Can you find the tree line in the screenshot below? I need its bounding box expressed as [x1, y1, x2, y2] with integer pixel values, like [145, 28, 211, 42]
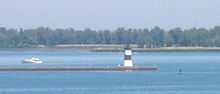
[1, 26, 220, 48]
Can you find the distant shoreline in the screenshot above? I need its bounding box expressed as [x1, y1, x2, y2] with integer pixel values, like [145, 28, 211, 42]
[55, 44, 220, 52]
[89, 47, 220, 52]
[1, 44, 220, 52]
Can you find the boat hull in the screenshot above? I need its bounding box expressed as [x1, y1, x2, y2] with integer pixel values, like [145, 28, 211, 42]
[22, 60, 43, 64]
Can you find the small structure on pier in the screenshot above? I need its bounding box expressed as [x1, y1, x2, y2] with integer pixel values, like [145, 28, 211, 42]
[123, 46, 134, 67]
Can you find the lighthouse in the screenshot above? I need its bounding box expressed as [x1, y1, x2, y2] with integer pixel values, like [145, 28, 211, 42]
[123, 46, 134, 67]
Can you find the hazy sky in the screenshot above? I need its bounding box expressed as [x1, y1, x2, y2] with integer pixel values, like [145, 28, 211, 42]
[0, 0, 220, 29]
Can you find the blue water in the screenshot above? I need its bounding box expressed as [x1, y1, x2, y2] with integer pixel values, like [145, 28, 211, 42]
[0, 49, 220, 94]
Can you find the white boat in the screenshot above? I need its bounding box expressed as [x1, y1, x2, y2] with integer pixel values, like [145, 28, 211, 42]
[22, 57, 43, 64]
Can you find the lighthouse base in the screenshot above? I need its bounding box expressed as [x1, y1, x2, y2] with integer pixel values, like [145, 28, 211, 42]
[123, 60, 134, 67]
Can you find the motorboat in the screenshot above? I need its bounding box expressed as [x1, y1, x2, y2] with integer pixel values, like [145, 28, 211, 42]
[22, 57, 43, 64]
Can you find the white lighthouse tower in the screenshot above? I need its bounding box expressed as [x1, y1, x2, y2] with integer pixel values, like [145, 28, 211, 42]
[123, 46, 134, 67]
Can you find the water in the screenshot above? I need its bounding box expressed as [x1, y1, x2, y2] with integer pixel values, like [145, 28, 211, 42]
[0, 49, 220, 94]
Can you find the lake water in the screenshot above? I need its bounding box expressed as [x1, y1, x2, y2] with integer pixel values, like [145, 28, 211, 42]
[0, 49, 220, 94]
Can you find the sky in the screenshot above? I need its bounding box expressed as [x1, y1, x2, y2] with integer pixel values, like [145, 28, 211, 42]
[0, 0, 220, 29]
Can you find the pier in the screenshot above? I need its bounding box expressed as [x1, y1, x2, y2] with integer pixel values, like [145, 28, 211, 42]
[0, 66, 158, 71]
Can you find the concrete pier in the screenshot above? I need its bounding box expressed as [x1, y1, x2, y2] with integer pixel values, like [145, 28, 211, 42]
[0, 66, 158, 71]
